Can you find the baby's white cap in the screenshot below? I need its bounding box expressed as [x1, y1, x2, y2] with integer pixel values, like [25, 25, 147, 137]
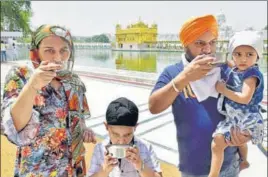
[228, 30, 264, 58]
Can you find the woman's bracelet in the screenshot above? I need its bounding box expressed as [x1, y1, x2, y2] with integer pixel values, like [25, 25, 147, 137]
[29, 83, 41, 94]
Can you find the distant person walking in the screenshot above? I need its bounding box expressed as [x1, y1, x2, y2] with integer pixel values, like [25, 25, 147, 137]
[1, 41, 7, 62]
[12, 42, 18, 60]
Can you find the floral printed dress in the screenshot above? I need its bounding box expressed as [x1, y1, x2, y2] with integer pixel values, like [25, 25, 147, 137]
[214, 64, 264, 144]
[1, 65, 91, 177]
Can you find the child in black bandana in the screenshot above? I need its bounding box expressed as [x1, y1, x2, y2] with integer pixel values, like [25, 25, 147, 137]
[87, 97, 162, 177]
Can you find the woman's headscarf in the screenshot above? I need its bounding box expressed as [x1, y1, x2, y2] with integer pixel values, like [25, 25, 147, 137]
[29, 25, 75, 74]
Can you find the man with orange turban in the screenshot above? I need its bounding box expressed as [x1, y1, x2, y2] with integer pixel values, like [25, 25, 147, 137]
[149, 14, 250, 177]
[179, 14, 218, 47]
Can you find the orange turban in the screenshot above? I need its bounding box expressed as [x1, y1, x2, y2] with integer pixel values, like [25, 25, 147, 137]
[179, 14, 218, 47]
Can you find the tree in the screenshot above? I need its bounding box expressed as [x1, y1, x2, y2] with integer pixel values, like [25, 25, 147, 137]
[1, 1, 32, 36]
[85, 34, 110, 43]
[245, 26, 255, 31]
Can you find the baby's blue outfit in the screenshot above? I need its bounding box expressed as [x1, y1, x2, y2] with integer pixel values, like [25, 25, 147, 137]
[213, 64, 264, 144]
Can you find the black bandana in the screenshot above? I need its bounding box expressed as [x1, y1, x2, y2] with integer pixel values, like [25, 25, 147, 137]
[106, 97, 139, 126]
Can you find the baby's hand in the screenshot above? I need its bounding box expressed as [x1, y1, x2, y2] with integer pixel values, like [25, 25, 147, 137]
[216, 80, 226, 94]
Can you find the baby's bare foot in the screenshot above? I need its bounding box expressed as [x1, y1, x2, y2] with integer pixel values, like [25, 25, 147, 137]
[240, 160, 250, 171]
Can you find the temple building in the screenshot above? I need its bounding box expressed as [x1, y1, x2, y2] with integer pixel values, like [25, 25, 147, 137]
[114, 19, 158, 51]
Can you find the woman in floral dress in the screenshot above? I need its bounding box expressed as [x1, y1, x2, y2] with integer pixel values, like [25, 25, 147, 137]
[1, 25, 96, 177]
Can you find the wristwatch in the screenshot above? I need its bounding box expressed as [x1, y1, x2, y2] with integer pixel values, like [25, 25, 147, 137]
[139, 160, 145, 172]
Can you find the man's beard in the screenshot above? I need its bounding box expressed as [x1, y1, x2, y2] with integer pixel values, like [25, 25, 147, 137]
[184, 48, 196, 62]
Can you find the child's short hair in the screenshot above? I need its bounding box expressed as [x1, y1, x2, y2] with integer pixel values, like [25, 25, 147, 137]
[228, 30, 263, 59]
[106, 97, 139, 126]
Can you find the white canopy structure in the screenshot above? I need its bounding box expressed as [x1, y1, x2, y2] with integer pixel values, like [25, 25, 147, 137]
[1, 31, 23, 40]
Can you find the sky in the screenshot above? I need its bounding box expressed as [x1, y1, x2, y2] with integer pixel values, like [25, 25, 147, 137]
[30, 1, 267, 36]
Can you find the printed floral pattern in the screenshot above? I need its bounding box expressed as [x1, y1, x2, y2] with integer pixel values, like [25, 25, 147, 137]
[1, 65, 91, 177]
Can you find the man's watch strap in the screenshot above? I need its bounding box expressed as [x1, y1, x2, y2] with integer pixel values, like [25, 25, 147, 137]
[139, 160, 145, 172]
